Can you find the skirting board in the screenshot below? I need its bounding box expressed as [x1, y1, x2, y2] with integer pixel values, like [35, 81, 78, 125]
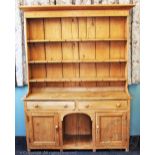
[15, 136, 140, 152]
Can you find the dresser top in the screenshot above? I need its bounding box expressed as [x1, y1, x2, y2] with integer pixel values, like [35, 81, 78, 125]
[20, 4, 135, 12]
[24, 89, 130, 101]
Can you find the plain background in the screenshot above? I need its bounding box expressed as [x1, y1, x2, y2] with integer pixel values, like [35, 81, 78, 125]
[0, 0, 154, 154]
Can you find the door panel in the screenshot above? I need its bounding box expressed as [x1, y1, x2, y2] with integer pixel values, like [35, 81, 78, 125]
[27, 112, 59, 147]
[96, 112, 127, 146]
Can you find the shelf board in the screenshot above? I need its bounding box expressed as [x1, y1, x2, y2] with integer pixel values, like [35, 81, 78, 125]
[27, 38, 127, 43]
[28, 59, 127, 64]
[63, 135, 92, 148]
[29, 77, 126, 83]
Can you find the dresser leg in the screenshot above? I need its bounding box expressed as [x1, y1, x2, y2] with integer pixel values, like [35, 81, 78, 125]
[27, 148, 31, 152]
[93, 149, 96, 152]
[125, 148, 129, 152]
[60, 149, 63, 152]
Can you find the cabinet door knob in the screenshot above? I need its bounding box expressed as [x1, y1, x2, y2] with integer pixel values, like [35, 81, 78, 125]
[96, 125, 99, 135]
[55, 125, 58, 129]
[116, 103, 121, 108]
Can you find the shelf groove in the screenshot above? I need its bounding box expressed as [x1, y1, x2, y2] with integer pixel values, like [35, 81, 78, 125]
[29, 77, 126, 83]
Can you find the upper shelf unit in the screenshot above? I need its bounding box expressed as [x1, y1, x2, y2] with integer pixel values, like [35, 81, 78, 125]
[26, 17, 128, 42]
[21, 4, 134, 89]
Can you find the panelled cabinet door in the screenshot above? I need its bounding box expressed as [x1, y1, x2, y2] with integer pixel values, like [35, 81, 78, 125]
[27, 112, 59, 147]
[96, 112, 127, 147]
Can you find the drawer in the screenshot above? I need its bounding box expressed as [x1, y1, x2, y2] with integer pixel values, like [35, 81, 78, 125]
[77, 101, 128, 110]
[27, 101, 75, 110]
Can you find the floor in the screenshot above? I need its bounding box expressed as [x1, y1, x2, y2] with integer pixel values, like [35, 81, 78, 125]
[15, 136, 140, 155]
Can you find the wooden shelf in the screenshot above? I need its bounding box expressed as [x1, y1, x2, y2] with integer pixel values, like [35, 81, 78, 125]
[28, 59, 127, 64]
[29, 77, 126, 83]
[27, 38, 127, 43]
[63, 135, 92, 148]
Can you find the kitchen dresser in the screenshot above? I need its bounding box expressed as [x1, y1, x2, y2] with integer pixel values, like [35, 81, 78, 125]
[20, 4, 135, 152]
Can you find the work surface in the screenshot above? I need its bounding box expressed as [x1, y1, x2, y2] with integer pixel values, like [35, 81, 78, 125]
[25, 89, 130, 101]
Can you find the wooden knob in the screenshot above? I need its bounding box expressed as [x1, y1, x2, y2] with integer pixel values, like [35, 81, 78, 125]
[85, 105, 89, 108]
[35, 105, 39, 108]
[64, 104, 68, 108]
[116, 103, 121, 108]
[96, 125, 99, 129]
[55, 125, 58, 129]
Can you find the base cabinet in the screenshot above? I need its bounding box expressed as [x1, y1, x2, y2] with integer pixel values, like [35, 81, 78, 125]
[96, 112, 128, 148]
[26, 112, 59, 149]
[25, 101, 129, 151]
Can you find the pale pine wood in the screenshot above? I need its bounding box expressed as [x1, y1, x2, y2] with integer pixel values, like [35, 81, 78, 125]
[45, 43, 63, 87]
[28, 19, 44, 40]
[20, 5, 135, 11]
[21, 4, 134, 151]
[77, 101, 128, 110]
[26, 112, 59, 147]
[96, 17, 109, 39]
[27, 38, 127, 42]
[96, 112, 127, 147]
[44, 18, 61, 40]
[29, 43, 45, 61]
[45, 43, 62, 61]
[110, 17, 126, 39]
[24, 90, 130, 101]
[24, 10, 129, 18]
[27, 101, 75, 110]
[28, 59, 127, 64]
[96, 18, 110, 87]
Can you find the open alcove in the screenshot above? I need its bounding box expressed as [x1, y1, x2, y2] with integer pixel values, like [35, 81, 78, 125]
[62, 113, 92, 147]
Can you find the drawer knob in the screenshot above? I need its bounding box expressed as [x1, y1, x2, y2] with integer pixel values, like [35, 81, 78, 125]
[85, 105, 89, 108]
[96, 125, 99, 129]
[64, 104, 68, 108]
[116, 103, 121, 108]
[35, 105, 39, 108]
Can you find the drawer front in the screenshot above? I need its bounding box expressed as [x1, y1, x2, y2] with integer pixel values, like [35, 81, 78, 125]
[78, 101, 128, 110]
[27, 101, 75, 110]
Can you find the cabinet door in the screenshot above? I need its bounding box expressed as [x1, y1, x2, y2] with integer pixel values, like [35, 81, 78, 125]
[96, 112, 127, 147]
[27, 112, 59, 147]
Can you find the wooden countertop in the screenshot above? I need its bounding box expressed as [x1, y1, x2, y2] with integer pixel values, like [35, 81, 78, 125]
[24, 88, 130, 101]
